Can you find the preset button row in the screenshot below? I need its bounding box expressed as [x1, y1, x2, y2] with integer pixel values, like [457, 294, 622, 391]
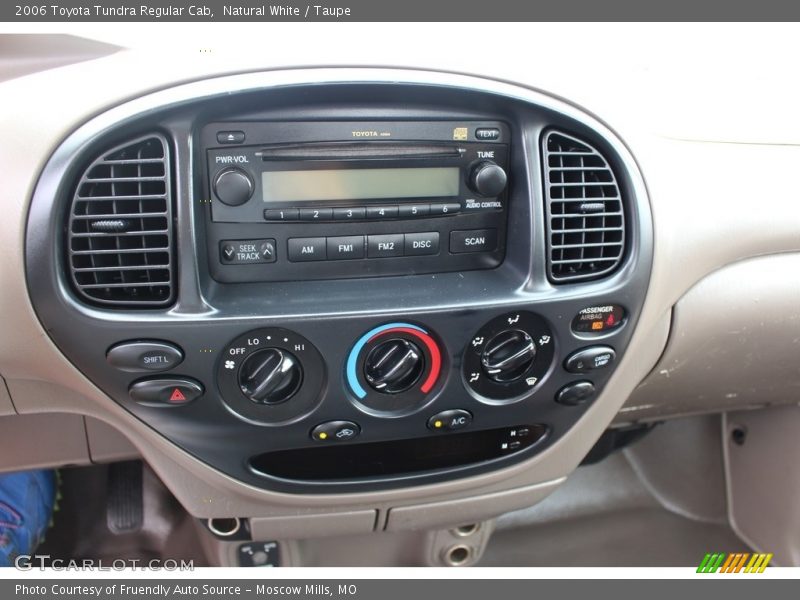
[265, 203, 461, 222]
[288, 232, 440, 262]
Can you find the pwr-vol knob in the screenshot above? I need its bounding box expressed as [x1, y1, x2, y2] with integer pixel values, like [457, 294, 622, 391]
[364, 338, 424, 394]
[238, 348, 302, 405]
[214, 168, 253, 206]
[481, 330, 537, 383]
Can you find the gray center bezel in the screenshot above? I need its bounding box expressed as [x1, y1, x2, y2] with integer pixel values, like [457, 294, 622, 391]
[24, 68, 653, 494]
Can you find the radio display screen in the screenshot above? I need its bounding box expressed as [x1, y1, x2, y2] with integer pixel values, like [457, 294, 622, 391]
[261, 167, 460, 202]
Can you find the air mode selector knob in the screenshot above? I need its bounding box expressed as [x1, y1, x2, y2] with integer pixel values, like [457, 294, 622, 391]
[238, 348, 303, 405]
[363, 338, 425, 394]
[469, 161, 507, 197]
[214, 168, 253, 206]
[481, 330, 537, 383]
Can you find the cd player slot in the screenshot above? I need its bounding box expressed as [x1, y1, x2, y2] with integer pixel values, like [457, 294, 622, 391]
[258, 141, 465, 161]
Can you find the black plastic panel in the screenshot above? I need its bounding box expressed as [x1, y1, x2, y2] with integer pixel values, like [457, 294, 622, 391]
[25, 75, 653, 494]
[249, 424, 547, 482]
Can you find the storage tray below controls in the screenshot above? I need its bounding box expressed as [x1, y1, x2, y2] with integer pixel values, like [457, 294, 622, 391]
[248, 424, 547, 482]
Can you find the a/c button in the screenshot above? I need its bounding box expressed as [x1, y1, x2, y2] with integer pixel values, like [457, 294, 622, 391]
[427, 409, 472, 432]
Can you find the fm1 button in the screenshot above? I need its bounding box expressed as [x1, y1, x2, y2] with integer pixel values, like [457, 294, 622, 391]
[129, 378, 204, 407]
[311, 421, 361, 442]
[107, 341, 184, 373]
[556, 381, 596, 406]
[427, 409, 472, 432]
[564, 346, 616, 373]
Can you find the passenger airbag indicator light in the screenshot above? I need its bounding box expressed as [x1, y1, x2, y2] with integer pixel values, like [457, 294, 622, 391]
[572, 305, 626, 334]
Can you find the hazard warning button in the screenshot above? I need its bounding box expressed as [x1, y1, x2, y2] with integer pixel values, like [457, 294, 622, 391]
[129, 377, 204, 407]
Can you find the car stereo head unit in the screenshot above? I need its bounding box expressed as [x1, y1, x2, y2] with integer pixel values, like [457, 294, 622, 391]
[201, 121, 511, 283]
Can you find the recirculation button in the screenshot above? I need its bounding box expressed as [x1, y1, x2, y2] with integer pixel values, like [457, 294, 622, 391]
[107, 341, 184, 372]
[129, 378, 204, 407]
[311, 421, 361, 442]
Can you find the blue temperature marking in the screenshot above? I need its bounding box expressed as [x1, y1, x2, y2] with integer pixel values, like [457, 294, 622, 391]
[346, 322, 427, 399]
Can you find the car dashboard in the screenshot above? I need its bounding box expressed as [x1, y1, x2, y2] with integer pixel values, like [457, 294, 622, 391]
[2, 27, 800, 566]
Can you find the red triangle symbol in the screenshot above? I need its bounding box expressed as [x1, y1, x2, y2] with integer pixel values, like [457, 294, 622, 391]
[169, 388, 186, 402]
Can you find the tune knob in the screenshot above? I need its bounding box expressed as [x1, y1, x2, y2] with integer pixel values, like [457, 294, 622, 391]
[481, 330, 537, 383]
[363, 338, 425, 394]
[469, 161, 507, 197]
[214, 168, 253, 206]
[238, 348, 302, 405]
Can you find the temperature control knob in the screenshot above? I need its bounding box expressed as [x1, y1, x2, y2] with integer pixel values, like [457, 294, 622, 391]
[363, 338, 425, 394]
[238, 348, 302, 405]
[481, 330, 537, 383]
[469, 161, 507, 197]
[214, 168, 253, 206]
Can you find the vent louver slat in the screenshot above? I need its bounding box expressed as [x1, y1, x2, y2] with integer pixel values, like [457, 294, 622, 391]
[67, 134, 175, 307]
[543, 131, 626, 282]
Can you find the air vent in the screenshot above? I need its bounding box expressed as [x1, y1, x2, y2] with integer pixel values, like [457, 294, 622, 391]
[543, 131, 625, 282]
[67, 134, 174, 307]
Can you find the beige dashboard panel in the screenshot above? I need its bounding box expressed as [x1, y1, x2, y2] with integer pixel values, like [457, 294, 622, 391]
[622, 254, 800, 423]
[85, 417, 140, 463]
[385, 479, 564, 532]
[0, 412, 90, 473]
[250, 510, 378, 540]
[724, 407, 800, 567]
[0, 375, 14, 415]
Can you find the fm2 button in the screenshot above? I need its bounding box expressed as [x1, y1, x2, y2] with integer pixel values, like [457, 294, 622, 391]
[564, 346, 616, 373]
[311, 421, 361, 442]
[427, 409, 472, 432]
[107, 341, 184, 373]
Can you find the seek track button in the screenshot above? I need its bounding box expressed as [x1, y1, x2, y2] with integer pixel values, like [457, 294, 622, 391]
[220, 239, 276, 264]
